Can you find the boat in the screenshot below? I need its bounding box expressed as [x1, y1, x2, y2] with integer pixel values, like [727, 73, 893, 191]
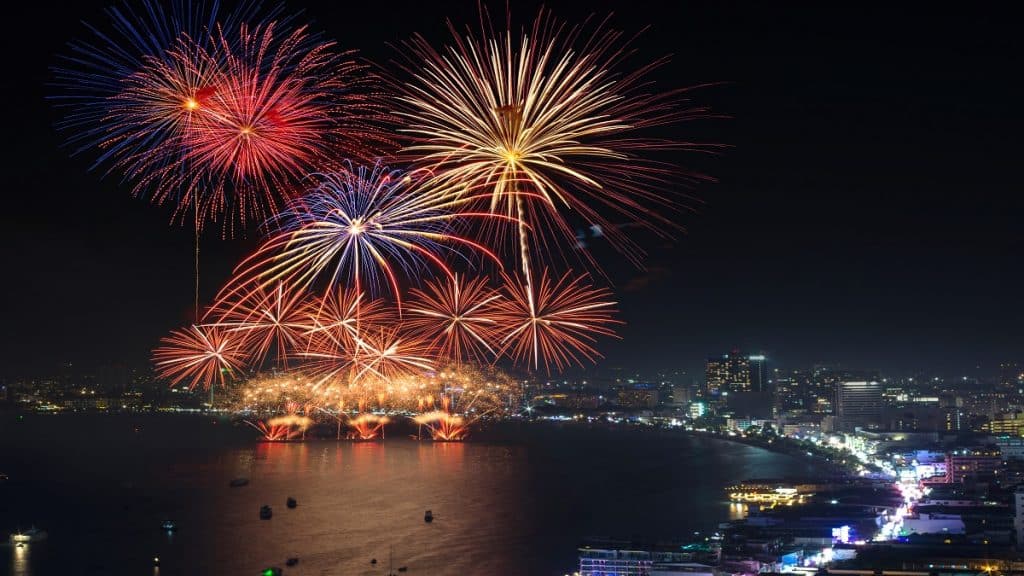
[286, 557, 299, 567]
[286, 497, 297, 509]
[259, 505, 273, 520]
[161, 520, 178, 532]
[0, 472, 9, 481]
[10, 527, 48, 544]
[424, 510, 433, 523]
[229, 478, 249, 487]
[261, 567, 282, 576]
[398, 567, 408, 572]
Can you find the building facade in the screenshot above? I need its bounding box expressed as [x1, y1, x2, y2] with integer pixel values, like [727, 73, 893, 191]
[706, 351, 768, 394]
[835, 381, 883, 432]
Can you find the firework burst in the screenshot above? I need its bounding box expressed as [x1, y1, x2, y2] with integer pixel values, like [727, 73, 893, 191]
[51, 0, 262, 166]
[493, 270, 621, 373]
[347, 413, 389, 440]
[162, 22, 391, 227]
[152, 324, 249, 390]
[395, 10, 717, 270]
[54, 4, 391, 230]
[301, 287, 390, 349]
[406, 274, 503, 364]
[414, 410, 469, 441]
[351, 326, 435, 383]
[219, 162, 504, 303]
[205, 281, 309, 367]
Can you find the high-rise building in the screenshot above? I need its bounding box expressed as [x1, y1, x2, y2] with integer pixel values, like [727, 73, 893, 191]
[748, 355, 769, 393]
[1014, 488, 1024, 549]
[705, 351, 768, 394]
[835, 381, 883, 432]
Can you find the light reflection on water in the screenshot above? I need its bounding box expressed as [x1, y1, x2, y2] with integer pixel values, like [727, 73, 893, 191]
[12, 543, 28, 576]
[1, 415, 829, 575]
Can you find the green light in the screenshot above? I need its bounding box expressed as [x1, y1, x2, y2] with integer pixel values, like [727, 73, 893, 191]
[262, 570, 275, 576]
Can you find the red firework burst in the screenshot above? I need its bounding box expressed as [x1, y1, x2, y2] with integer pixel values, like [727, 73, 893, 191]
[493, 270, 621, 373]
[205, 281, 309, 367]
[147, 21, 392, 228]
[152, 324, 249, 390]
[351, 326, 435, 383]
[405, 274, 503, 364]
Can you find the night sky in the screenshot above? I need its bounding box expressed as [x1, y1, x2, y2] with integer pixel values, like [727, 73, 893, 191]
[2, 1, 1020, 379]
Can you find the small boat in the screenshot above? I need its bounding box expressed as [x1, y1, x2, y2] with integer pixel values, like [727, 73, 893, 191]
[371, 558, 377, 565]
[0, 472, 9, 481]
[229, 478, 249, 487]
[398, 567, 408, 572]
[10, 527, 48, 544]
[153, 557, 161, 567]
[259, 505, 273, 520]
[424, 510, 433, 523]
[286, 557, 299, 567]
[161, 520, 178, 532]
[286, 497, 297, 509]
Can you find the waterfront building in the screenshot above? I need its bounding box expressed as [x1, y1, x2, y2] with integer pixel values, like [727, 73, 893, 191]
[835, 381, 883, 432]
[579, 543, 718, 576]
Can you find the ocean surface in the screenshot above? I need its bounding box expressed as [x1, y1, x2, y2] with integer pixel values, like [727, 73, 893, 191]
[0, 414, 829, 575]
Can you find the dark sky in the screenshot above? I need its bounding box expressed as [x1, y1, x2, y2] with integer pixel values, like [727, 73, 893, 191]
[2, 1, 1020, 379]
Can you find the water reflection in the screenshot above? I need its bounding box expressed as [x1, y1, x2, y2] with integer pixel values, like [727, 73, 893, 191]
[12, 543, 29, 576]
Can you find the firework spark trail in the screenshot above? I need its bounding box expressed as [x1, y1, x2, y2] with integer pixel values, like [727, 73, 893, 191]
[413, 410, 469, 441]
[350, 326, 435, 383]
[204, 281, 309, 368]
[152, 324, 249, 390]
[493, 270, 622, 373]
[395, 11, 718, 262]
[51, 0, 269, 168]
[216, 162, 509, 305]
[150, 22, 391, 229]
[54, 3, 393, 231]
[347, 413, 389, 440]
[301, 287, 391, 348]
[405, 274, 503, 364]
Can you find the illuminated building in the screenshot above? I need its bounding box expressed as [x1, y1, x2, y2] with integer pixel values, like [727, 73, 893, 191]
[996, 436, 1024, 460]
[1015, 488, 1024, 549]
[705, 351, 768, 394]
[942, 407, 964, 432]
[944, 448, 1001, 483]
[986, 412, 1024, 436]
[579, 544, 717, 576]
[835, 381, 883, 432]
[901, 512, 966, 535]
[618, 385, 659, 409]
[748, 355, 768, 393]
[688, 402, 707, 419]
